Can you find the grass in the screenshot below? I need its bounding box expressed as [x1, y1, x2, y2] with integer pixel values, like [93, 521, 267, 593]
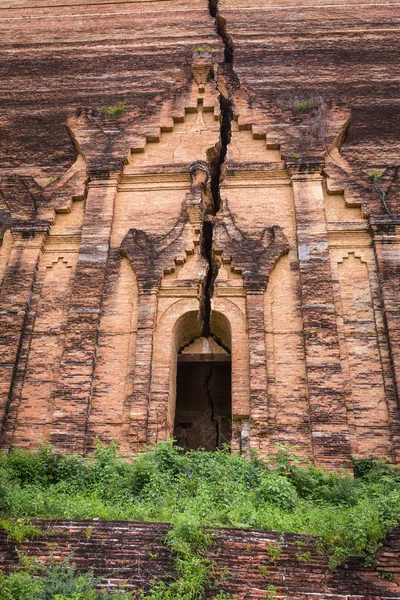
[0, 441, 399, 598]
[100, 102, 126, 117]
[296, 101, 313, 112]
[193, 45, 214, 53]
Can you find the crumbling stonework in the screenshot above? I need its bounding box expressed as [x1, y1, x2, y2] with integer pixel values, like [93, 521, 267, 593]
[0, 0, 399, 470]
[0, 520, 399, 598]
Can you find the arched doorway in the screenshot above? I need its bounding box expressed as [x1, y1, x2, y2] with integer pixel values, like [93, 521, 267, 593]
[148, 304, 249, 452]
[174, 336, 232, 450]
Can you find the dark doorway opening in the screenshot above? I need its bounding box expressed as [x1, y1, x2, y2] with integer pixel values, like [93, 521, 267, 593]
[173, 353, 232, 450]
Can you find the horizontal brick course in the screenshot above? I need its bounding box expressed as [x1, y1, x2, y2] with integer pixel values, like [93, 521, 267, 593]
[0, 521, 399, 598]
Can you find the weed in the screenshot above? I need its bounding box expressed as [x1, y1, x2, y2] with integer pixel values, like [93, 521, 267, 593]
[0, 518, 41, 542]
[85, 525, 93, 540]
[193, 45, 214, 53]
[380, 571, 394, 581]
[0, 440, 399, 578]
[259, 565, 269, 577]
[266, 542, 282, 564]
[297, 101, 313, 112]
[140, 516, 213, 600]
[266, 584, 277, 600]
[296, 551, 311, 562]
[315, 539, 326, 555]
[363, 168, 394, 215]
[365, 169, 383, 181]
[0, 555, 133, 599]
[100, 101, 126, 117]
[215, 565, 230, 583]
[295, 540, 305, 548]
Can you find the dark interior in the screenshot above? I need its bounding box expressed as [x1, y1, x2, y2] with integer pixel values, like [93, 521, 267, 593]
[173, 355, 232, 450]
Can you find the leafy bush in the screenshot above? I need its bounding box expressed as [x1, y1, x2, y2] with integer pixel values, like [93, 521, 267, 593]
[0, 556, 133, 599]
[0, 518, 41, 542]
[142, 516, 212, 600]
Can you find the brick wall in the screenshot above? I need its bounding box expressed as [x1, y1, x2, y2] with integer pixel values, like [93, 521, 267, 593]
[1, 521, 399, 598]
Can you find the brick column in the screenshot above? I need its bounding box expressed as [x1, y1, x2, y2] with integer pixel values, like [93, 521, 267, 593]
[50, 174, 119, 452]
[246, 291, 269, 454]
[291, 167, 352, 469]
[370, 216, 400, 457]
[0, 226, 48, 441]
[129, 290, 158, 449]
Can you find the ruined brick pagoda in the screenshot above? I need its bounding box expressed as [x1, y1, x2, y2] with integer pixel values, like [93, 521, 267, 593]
[0, 0, 400, 596]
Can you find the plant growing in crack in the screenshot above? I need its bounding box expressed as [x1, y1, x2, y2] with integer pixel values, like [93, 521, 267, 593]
[0, 518, 41, 542]
[193, 45, 214, 53]
[259, 565, 270, 577]
[365, 168, 395, 215]
[380, 571, 394, 581]
[140, 517, 214, 600]
[100, 101, 126, 117]
[296, 551, 311, 562]
[276, 92, 331, 149]
[266, 541, 282, 564]
[296, 101, 313, 112]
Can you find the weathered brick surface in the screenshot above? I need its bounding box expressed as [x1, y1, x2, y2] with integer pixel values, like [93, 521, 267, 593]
[218, 0, 400, 169]
[0, 521, 399, 598]
[0, 0, 399, 466]
[1, 2, 399, 596]
[0, 0, 224, 172]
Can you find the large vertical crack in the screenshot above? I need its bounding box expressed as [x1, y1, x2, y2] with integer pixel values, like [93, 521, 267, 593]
[200, 0, 239, 337]
[204, 363, 220, 448]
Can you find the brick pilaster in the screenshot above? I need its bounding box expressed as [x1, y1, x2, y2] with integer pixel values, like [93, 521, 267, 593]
[50, 175, 119, 452]
[129, 291, 158, 449]
[247, 291, 269, 454]
[370, 216, 400, 460]
[291, 168, 352, 468]
[0, 227, 48, 441]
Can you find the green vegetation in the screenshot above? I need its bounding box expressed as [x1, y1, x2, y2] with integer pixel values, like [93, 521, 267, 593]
[0, 442, 399, 598]
[0, 518, 41, 543]
[365, 168, 383, 182]
[265, 541, 282, 564]
[141, 517, 213, 599]
[0, 555, 133, 599]
[296, 101, 313, 112]
[380, 571, 394, 581]
[193, 45, 214, 53]
[258, 565, 269, 577]
[295, 551, 311, 562]
[100, 101, 126, 117]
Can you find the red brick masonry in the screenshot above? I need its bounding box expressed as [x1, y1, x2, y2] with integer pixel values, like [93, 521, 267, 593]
[0, 520, 399, 598]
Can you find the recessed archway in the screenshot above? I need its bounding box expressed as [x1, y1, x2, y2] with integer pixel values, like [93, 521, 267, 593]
[148, 301, 249, 452]
[174, 335, 232, 450]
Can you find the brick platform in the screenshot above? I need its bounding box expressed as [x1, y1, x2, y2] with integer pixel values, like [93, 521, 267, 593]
[1, 521, 399, 598]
